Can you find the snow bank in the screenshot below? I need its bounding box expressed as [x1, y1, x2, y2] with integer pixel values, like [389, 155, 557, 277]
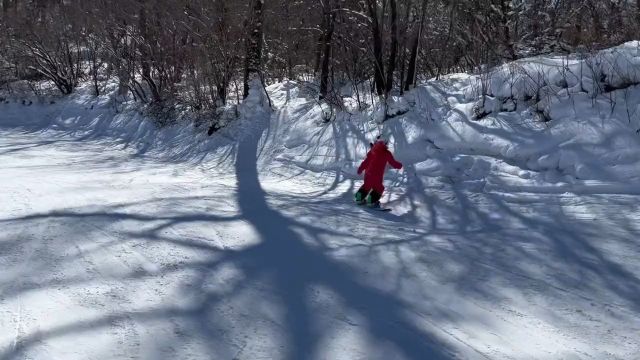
[0, 81, 274, 170]
[2, 43, 640, 195]
[269, 42, 640, 194]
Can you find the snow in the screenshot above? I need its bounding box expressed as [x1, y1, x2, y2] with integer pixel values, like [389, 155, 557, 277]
[2, 45, 640, 359]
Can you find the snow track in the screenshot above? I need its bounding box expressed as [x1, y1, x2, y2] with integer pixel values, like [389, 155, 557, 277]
[2, 65, 640, 358]
[0, 122, 639, 359]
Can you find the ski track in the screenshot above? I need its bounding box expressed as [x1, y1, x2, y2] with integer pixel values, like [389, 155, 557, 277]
[2, 167, 37, 358]
[1, 123, 640, 359]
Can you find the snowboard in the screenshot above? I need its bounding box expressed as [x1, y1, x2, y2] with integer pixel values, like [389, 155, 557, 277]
[368, 207, 392, 212]
[356, 201, 392, 212]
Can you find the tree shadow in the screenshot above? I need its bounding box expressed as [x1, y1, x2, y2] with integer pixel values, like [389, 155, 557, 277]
[0, 119, 456, 360]
[228, 117, 455, 359]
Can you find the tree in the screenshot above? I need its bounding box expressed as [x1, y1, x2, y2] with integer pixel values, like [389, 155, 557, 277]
[364, 0, 386, 96]
[385, 0, 398, 94]
[319, 0, 337, 100]
[244, 0, 264, 98]
[405, 0, 428, 91]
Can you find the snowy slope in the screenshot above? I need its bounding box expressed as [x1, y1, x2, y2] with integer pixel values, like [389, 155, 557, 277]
[273, 43, 640, 201]
[1, 46, 640, 359]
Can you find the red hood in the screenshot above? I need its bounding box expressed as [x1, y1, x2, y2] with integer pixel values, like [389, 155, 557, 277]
[371, 141, 387, 154]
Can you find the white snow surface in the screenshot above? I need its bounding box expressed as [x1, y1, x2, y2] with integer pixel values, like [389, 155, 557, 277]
[1, 44, 640, 359]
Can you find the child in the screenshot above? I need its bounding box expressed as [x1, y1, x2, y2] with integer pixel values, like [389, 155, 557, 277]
[355, 139, 403, 207]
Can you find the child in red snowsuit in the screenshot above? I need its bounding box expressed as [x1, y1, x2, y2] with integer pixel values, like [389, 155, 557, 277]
[355, 140, 403, 207]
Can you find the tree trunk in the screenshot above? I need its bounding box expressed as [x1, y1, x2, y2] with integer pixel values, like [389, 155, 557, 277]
[399, 0, 413, 94]
[218, 80, 227, 104]
[138, 2, 161, 103]
[385, 0, 398, 94]
[91, 51, 100, 96]
[530, 0, 540, 39]
[319, 1, 336, 100]
[243, 0, 264, 99]
[314, 16, 326, 76]
[500, 0, 515, 60]
[574, 9, 583, 45]
[587, 0, 602, 43]
[405, 0, 428, 91]
[366, 0, 386, 96]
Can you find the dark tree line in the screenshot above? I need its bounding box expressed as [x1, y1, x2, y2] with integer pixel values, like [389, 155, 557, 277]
[1, 0, 640, 110]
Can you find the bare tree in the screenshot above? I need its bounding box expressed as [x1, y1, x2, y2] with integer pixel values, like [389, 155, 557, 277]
[1, 0, 637, 115]
[405, 0, 428, 91]
[385, 0, 399, 94]
[365, 0, 386, 96]
[244, 0, 264, 98]
[319, 0, 337, 100]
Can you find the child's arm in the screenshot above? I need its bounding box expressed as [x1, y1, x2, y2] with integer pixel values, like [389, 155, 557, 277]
[387, 152, 403, 170]
[357, 153, 371, 175]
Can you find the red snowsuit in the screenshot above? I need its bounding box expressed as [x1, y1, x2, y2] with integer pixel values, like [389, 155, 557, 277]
[357, 141, 403, 195]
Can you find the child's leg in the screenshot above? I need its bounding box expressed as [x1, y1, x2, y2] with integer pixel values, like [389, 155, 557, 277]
[367, 185, 385, 206]
[354, 185, 370, 203]
[367, 190, 383, 205]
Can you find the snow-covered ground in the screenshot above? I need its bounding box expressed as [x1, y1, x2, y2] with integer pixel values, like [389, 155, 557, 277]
[2, 45, 640, 359]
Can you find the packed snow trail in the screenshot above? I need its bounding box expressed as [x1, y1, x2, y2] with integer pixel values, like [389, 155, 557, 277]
[3, 48, 640, 358]
[1, 114, 640, 359]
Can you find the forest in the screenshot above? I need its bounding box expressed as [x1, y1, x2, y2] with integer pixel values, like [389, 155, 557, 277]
[1, 0, 639, 112]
